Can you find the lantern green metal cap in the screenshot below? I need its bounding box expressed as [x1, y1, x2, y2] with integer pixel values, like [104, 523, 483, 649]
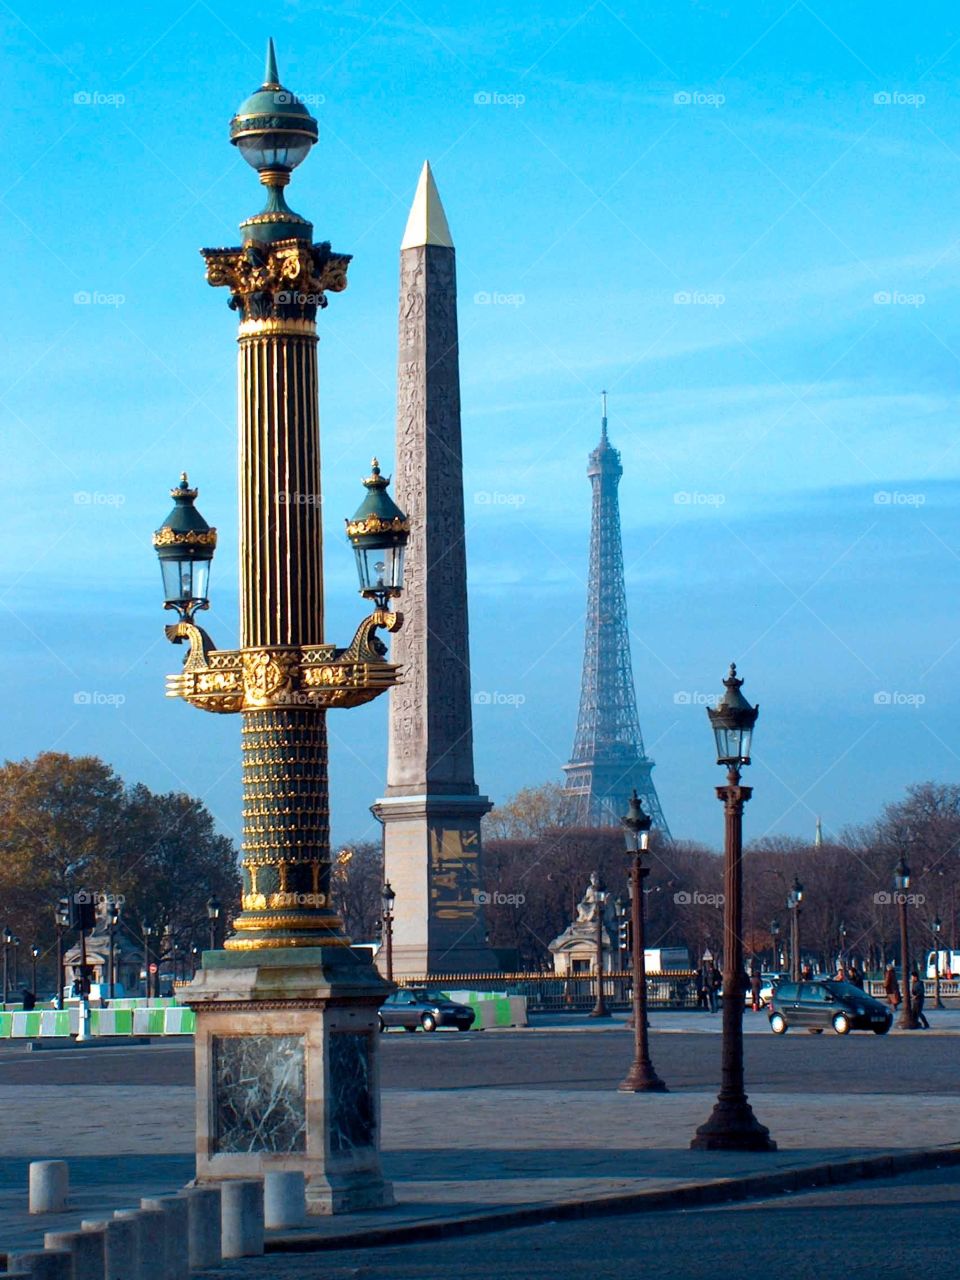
[230, 38, 319, 153]
[345, 459, 410, 547]
[153, 473, 217, 561]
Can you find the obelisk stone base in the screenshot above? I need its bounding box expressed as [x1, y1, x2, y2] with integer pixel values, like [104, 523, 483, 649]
[184, 947, 393, 1215]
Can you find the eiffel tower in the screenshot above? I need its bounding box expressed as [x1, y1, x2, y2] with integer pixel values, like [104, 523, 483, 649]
[561, 393, 670, 836]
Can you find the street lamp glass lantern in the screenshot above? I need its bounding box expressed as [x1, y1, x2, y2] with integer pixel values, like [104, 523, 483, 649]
[153, 474, 217, 619]
[706, 663, 759, 765]
[381, 881, 396, 918]
[345, 460, 410, 607]
[229, 40, 318, 175]
[621, 789, 652, 852]
[207, 896, 221, 922]
[894, 856, 911, 892]
[933, 916, 942, 934]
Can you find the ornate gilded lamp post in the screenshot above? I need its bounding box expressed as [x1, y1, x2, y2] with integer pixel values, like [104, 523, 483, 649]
[619, 790, 666, 1092]
[157, 41, 408, 1213]
[894, 856, 918, 1030]
[691, 664, 775, 1152]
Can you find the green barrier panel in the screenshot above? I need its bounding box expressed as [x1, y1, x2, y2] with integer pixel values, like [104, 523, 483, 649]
[114, 1009, 134, 1035]
[0, 1013, 12, 1038]
[494, 998, 513, 1026]
[163, 1008, 195, 1034]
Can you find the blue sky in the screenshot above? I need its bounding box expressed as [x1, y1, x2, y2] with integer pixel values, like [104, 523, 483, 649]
[2, 1, 960, 853]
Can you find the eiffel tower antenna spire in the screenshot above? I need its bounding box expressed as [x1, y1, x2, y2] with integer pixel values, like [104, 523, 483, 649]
[561, 401, 670, 836]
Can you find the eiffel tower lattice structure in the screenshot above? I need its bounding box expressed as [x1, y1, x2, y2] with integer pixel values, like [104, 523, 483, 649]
[561, 394, 671, 836]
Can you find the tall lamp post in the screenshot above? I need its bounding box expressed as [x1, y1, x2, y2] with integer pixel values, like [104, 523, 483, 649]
[614, 895, 628, 997]
[691, 664, 775, 1152]
[787, 877, 804, 982]
[206, 897, 221, 952]
[588, 873, 610, 1019]
[381, 882, 396, 984]
[931, 916, 944, 1010]
[619, 790, 666, 1092]
[895, 857, 918, 1030]
[54, 900, 69, 1010]
[143, 925, 153, 1000]
[11, 937, 19, 992]
[2, 928, 11, 1004]
[108, 902, 121, 999]
[838, 921, 847, 970]
[770, 918, 781, 971]
[155, 42, 410, 1210]
[30, 945, 40, 996]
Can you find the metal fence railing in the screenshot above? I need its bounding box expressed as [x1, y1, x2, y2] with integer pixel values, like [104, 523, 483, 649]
[393, 971, 701, 1012]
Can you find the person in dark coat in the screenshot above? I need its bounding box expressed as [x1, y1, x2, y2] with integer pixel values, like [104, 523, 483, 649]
[911, 970, 929, 1029]
[750, 967, 763, 1012]
[846, 964, 864, 989]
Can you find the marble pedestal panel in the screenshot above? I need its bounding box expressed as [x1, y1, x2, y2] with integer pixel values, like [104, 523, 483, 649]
[185, 946, 393, 1215]
[374, 794, 499, 976]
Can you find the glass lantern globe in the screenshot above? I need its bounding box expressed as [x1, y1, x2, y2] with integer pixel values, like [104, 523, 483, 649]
[346, 459, 410, 607]
[153, 475, 217, 620]
[706, 663, 759, 765]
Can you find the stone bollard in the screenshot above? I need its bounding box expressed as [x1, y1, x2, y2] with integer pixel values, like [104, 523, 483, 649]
[264, 1170, 306, 1229]
[82, 1216, 139, 1280]
[7, 1252, 71, 1280]
[43, 1228, 105, 1280]
[29, 1161, 69, 1214]
[220, 1179, 264, 1258]
[115, 1207, 163, 1280]
[179, 1186, 221, 1270]
[140, 1195, 189, 1280]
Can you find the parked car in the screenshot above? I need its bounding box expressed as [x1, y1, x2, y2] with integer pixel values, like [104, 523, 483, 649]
[378, 988, 475, 1033]
[744, 973, 787, 1009]
[767, 979, 892, 1036]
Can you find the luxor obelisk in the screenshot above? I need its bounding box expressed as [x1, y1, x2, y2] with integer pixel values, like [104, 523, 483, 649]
[373, 162, 496, 975]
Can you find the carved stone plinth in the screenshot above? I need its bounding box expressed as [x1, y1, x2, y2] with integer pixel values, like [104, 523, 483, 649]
[185, 947, 393, 1214]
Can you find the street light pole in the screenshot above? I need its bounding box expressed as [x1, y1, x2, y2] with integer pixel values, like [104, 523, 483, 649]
[143, 926, 153, 1000]
[770, 919, 781, 971]
[895, 857, 918, 1030]
[54, 900, 69, 1010]
[2, 928, 11, 1004]
[787, 877, 804, 982]
[30, 945, 39, 995]
[108, 903, 120, 1000]
[619, 791, 666, 1092]
[589, 874, 610, 1019]
[932, 916, 944, 1010]
[12, 938, 20, 991]
[692, 664, 775, 1152]
[206, 897, 221, 953]
[381, 882, 396, 984]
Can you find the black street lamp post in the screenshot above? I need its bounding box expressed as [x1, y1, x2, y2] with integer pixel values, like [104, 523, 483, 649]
[30, 945, 40, 995]
[11, 937, 19, 992]
[691, 664, 775, 1152]
[381, 882, 396, 984]
[108, 902, 121, 999]
[589, 873, 610, 1019]
[54, 900, 69, 1010]
[787, 877, 804, 982]
[144, 925, 153, 1000]
[770, 919, 781, 971]
[619, 790, 666, 1092]
[932, 916, 944, 1010]
[206, 897, 221, 953]
[2, 928, 11, 1004]
[895, 858, 918, 1030]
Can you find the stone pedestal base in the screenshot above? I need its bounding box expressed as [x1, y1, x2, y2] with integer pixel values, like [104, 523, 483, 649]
[184, 946, 393, 1215]
[374, 794, 500, 977]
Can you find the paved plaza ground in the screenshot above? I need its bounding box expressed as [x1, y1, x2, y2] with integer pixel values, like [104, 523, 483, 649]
[0, 1014, 957, 1271]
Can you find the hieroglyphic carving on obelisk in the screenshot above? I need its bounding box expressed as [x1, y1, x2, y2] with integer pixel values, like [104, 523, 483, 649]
[373, 162, 496, 976]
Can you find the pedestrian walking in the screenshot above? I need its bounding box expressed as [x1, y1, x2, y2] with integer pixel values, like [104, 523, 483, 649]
[709, 963, 721, 1013]
[884, 962, 901, 1010]
[750, 967, 762, 1012]
[847, 964, 864, 990]
[800, 962, 813, 981]
[911, 970, 929, 1029]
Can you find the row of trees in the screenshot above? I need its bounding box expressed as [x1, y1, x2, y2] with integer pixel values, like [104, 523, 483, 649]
[470, 781, 960, 974]
[0, 753, 240, 988]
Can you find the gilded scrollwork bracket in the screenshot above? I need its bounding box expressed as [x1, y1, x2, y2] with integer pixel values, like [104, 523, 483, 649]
[163, 610, 403, 713]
